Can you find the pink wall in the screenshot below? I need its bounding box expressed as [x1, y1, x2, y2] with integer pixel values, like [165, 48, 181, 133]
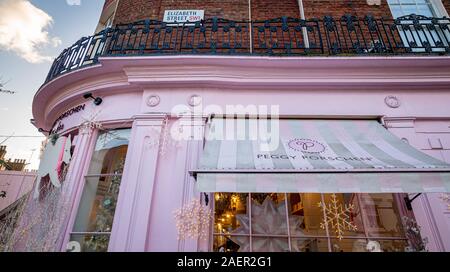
[0, 171, 36, 212]
[31, 55, 450, 252]
[386, 118, 450, 251]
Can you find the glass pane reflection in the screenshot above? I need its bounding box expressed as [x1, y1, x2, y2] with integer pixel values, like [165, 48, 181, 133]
[251, 193, 287, 235]
[88, 129, 131, 175]
[214, 193, 248, 235]
[69, 234, 110, 252]
[252, 237, 289, 252]
[72, 176, 121, 233]
[360, 194, 405, 238]
[291, 238, 329, 252]
[213, 235, 249, 252]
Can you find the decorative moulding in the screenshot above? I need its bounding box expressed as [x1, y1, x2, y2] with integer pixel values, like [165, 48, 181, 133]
[384, 95, 401, 109]
[188, 94, 202, 107]
[382, 117, 416, 129]
[146, 95, 161, 107]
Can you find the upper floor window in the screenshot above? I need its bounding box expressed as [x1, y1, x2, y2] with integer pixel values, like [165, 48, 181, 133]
[388, 0, 436, 18]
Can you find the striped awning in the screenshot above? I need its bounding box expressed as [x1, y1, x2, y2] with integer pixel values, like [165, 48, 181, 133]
[194, 118, 450, 193]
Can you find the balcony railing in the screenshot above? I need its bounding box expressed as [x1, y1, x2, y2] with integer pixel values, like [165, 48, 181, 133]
[44, 14, 450, 85]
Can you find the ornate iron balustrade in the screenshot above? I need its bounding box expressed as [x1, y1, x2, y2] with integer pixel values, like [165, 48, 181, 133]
[43, 14, 450, 85]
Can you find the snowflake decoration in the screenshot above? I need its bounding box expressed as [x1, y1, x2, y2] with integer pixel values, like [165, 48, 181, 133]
[79, 109, 103, 134]
[440, 194, 450, 210]
[318, 194, 357, 240]
[173, 199, 212, 240]
[146, 117, 182, 156]
[230, 196, 304, 252]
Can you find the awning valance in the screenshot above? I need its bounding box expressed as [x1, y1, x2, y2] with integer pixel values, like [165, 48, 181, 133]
[193, 119, 450, 193]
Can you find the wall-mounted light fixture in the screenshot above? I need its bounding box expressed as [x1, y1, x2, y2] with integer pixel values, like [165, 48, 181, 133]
[83, 93, 103, 106]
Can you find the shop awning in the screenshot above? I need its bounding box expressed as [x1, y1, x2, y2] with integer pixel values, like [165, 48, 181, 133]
[193, 119, 450, 193]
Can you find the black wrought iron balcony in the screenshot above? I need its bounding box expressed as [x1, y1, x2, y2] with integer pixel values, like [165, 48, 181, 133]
[44, 14, 450, 85]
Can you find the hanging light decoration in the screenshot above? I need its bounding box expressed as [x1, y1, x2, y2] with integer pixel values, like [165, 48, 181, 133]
[173, 198, 212, 240]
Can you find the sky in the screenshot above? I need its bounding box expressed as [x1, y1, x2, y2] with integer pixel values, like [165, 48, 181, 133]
[0, 0, 104, 170]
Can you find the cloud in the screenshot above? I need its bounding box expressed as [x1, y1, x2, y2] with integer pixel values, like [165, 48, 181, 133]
[66, 0, 81, 6]
[0, 0, 62, 63]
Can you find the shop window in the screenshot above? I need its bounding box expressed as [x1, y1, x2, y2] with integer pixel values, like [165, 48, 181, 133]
[213, 193, 412, 252]
[69, 128, 131, 252]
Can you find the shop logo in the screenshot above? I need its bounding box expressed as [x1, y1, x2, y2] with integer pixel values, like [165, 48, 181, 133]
[288, 138, 326, 154]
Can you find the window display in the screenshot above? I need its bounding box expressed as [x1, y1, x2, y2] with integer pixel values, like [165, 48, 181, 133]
[213, 193, 414, 252]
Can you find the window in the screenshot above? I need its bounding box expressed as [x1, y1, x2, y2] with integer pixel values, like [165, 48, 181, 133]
[213, 193, 412, 252]
[69, 128, 131, 252]
[387, 0, 436, 18]
[387, 0, 449, 52]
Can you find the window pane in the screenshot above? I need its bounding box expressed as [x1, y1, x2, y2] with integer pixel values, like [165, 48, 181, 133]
[321, 194, 366, 238]
[390, 6, 404, 18]
[213, 235, 249, 252]
[88, 128, 131, 175]
[417, 4, 434, 16]
[253, 237, 289, 252]
[289, 193, 328, 236]
[214, 193, 248, 235]
[251, 193, 287, 235]
[72, 175, 122, 233]
[69, 234, 110, 252]
[402, 5, 419, 15]
[359, 194, 405, 238]
[291, 238, 329, 252]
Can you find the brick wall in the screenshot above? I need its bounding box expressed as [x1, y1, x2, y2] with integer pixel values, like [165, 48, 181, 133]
[113, 0, 159, 24]
[111, 0, 449, 24]
[113, 0, 300, 24]
[103, 0, 117, 10]
[302, 0, 392, 19]
[113, 0, 250, 24]
[444, 0, 450, 15]
[251, 0, 300, 20]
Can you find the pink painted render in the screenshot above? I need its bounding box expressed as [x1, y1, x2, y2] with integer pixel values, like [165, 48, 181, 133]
[0, 171, 36, 212]
[31, 55, 450, 251]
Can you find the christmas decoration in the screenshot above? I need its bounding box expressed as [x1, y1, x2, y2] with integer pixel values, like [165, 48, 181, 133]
[79, 110, 103, 135]
[0, 163, 72, 252]
[440, 194, 450, 210]
[146, 117, 182, 156]
[33, 135, 72, 199]
[366, 240, 383, 252]
[173, 198, 212, 240]
[230, 196, 304, 252]
[49, 133, 59, 145]
[318, 194, 357, 240]
[402, 216, 428, 252]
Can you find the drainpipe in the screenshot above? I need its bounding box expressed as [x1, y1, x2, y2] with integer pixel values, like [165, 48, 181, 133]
[248, 0, 253, 53]
[298, 0, 310, 48]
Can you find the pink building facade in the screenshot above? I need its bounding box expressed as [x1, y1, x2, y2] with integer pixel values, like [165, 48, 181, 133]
[30, 1, 450, 252]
